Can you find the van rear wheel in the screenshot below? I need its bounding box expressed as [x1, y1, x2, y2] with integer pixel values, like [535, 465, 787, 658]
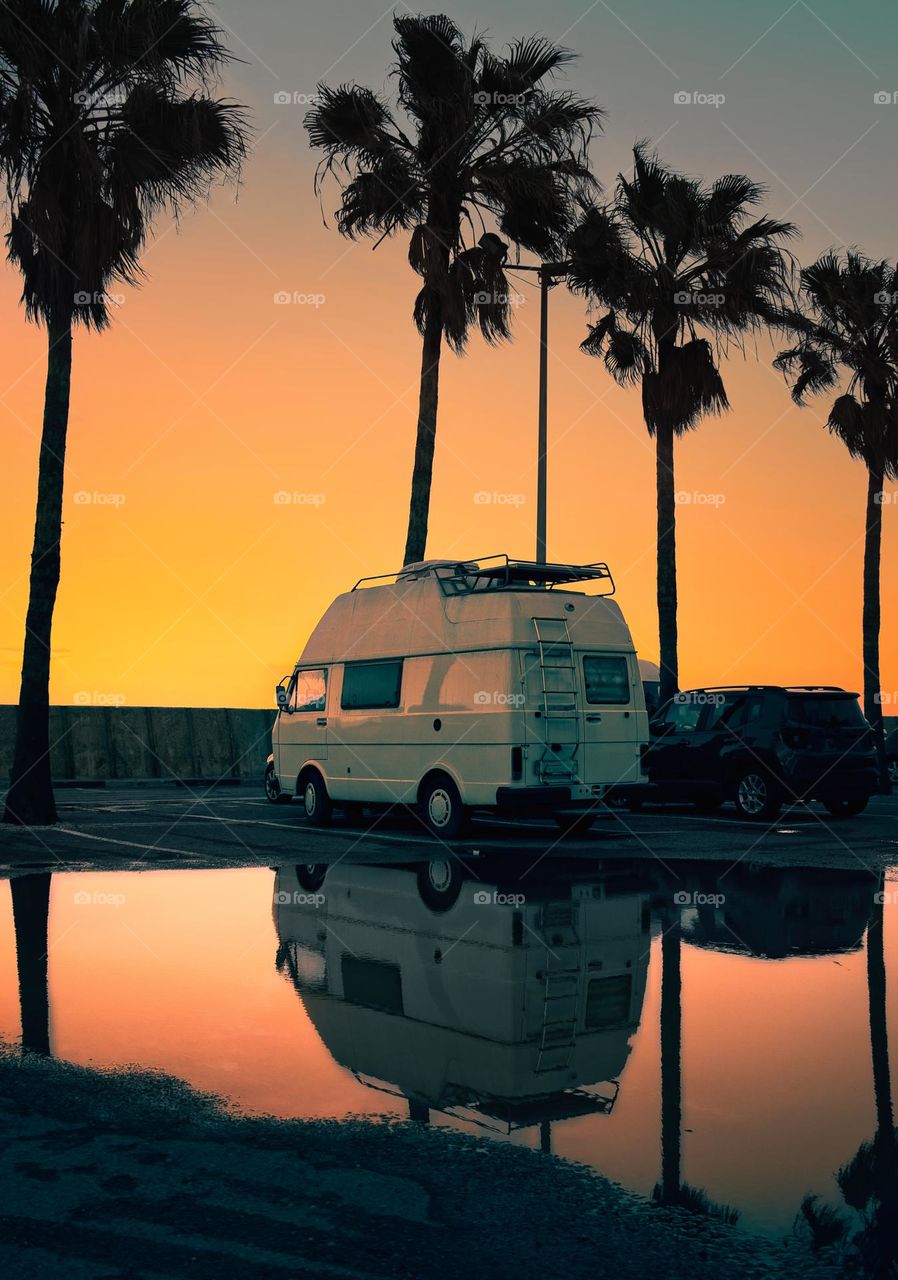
[301, 771, 332, 827]
[419, 775, 467, 839]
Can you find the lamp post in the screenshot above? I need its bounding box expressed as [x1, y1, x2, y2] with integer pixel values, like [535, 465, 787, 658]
[515, 260, 570, 562]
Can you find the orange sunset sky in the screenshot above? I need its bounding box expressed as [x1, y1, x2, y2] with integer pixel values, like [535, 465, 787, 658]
[0, 0, 896, 710]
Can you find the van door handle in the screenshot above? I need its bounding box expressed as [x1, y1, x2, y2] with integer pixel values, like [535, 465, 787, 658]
[586, 713, 602, 722]
[316, 717, 327, 726]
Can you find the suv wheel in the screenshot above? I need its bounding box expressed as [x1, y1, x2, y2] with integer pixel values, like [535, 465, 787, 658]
[734, 771, 781, 821]
[823, 794, 870, 818]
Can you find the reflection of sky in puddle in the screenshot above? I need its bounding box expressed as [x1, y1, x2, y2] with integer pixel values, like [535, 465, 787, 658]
[0, 860, 893, 1239]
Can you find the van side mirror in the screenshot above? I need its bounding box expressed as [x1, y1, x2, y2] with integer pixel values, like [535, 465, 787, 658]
[276, 680, 291, 712]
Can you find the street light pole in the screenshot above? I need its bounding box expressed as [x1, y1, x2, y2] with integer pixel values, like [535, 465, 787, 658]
[536, 266, 549, 563]
[515, 260, 569, 563]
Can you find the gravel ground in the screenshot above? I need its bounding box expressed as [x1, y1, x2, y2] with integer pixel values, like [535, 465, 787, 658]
[0, 1046, 843, 1280]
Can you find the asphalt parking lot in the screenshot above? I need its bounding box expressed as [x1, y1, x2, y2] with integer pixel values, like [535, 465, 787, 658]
[0, 783, 895, 876]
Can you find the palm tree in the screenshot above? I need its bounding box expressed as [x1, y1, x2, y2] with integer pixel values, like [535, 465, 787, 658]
[305, 13, 600, 565]
[568, 146, 795, 703]
[774, 253, 898, 790]
[0, 0, 248, 825]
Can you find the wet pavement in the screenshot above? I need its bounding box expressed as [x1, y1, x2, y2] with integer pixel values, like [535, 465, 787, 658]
[1, 786, 897, 1274]
[0, 784, 896, 874]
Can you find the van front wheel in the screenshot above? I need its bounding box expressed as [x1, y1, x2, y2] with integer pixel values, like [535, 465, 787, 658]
[301, 771, 332, 827]
[419, 775, 467, 839]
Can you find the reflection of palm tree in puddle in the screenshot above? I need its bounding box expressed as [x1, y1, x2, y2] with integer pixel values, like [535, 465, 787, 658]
[654, 911, 739, 1222]
[799, 873, 898, 1273]
[11, 873, 52, 1056]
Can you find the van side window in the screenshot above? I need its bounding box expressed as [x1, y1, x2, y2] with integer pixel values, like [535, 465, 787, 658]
[341, 660, 403, 710]
[291, 668, 327, 713]
[583, 655, 630, 705]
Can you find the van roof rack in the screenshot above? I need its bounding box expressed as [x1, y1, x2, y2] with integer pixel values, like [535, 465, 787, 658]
[353, 555, 615, 595]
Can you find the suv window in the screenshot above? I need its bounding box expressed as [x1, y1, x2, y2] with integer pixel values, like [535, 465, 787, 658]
[703, 694, 748, 731]
[584, 655, 630, 705]
[786, 695, 865, 728]
[341, 660, 403, 710]
[661, 699, 704, 732]
[291, 667, 327, 713]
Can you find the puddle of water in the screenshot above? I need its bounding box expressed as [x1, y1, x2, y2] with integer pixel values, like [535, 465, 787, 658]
[0, 856, 893, 1240]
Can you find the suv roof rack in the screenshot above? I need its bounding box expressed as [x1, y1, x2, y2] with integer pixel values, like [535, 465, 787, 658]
[353, 554, 615, 595]
[682, 684, 849, 694]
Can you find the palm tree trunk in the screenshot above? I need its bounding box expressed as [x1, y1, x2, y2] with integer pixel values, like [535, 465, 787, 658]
[863, 463, 888, 791]
[656, 420, 679, 704]
[403, 298, 443, 566]
[4, 320, 73, 826]
[11, 872, 52, 1056]
[660, 914, 682, 1204]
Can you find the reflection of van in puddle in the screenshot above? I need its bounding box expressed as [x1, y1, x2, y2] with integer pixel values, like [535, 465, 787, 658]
[274, 861, 650, 1141]
[272, 557, 649, 836]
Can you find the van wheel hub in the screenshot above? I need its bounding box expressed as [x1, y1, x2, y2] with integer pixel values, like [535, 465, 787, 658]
[428, 789, 452, 828]
[304, 782, 317, 816]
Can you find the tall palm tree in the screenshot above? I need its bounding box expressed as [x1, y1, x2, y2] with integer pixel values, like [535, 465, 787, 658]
[305, 13, 600, 565]
[568, 146, 795, 703]
[0, 0, 248, 825]
[774, 253, 898, 790]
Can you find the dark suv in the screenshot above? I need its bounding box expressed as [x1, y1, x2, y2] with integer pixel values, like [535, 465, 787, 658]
[642, 686, 878, 820]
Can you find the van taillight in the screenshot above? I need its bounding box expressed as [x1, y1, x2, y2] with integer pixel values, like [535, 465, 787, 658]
[511, 747, 523, 780]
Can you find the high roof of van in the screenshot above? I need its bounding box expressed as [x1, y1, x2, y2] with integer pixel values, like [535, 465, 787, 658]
[298, 559, 636, 665]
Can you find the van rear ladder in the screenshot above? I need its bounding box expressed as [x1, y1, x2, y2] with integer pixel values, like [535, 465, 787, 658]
[531, 616, 580, 783]
[535, 900, 581, 1074]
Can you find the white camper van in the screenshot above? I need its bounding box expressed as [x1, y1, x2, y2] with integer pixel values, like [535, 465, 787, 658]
[271, 556, 649, 836]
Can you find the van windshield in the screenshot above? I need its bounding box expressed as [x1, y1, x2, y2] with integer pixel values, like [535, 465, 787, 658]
[785, 696, 865, 728]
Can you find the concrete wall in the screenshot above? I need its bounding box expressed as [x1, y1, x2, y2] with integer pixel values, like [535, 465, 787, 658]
[0, 707, 276, 783]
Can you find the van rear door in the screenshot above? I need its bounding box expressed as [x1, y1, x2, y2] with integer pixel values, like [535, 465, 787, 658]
[580, 654, 642, 786]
